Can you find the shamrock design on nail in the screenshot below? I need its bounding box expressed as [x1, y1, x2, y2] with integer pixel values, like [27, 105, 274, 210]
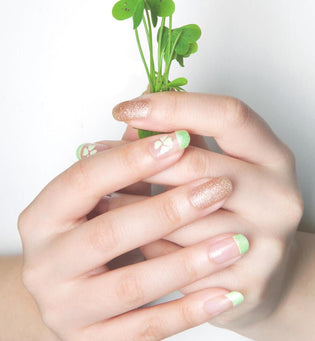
[82, 144, 97, 158]
[154, 135, 173, 155]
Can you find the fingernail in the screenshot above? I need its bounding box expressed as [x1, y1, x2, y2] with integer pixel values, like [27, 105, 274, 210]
[150, 130, 190, 158]
[190, 177, 233, 209]
[112, 98, 150, 121]
[76, 143, 110, 160]
[209, 234, 249, 264]
[204, 291, 244, 317]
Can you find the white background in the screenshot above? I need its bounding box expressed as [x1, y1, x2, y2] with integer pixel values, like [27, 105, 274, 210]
[1, 0, 314, 339]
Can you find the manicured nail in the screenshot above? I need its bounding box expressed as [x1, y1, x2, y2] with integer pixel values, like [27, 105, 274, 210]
[204, 291, 244, 317]
[112, 98, 150, 121]
[76, 143, 110, 160]
[190, 177, 233, 209]
[150, 130, 190, 158]
[209, 234, 249, 264]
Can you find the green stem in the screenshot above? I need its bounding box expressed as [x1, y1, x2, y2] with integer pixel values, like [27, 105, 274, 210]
[157, 17, 166, 92]
[163, 15, 173, 89]
[168, 15, 172, 60]
[164, 24, 181, 88]
[135, 28, 153, 91]
[144, 7, 155, 92]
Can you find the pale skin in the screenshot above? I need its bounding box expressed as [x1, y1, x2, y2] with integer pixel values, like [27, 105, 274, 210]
[1, 92, 314, 340]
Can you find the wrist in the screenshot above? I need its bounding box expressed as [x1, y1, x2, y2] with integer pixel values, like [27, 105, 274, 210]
[0, 256, 59, 341]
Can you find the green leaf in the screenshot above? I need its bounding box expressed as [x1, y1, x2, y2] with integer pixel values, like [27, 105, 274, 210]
[175, 54, 184, 67]
[112, 0, 139, 20]
[147, 0, 175, 19]
[133, 0, 144, 28]
[172, 24, 201, 56]
[157, 25, 169, 51]
[188, 42, 198, 54]
[138, 129, 161, 139]
[168, 77, 188, 88]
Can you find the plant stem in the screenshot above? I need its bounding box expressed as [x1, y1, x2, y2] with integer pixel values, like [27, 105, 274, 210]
[163, 15, 173, 89]
[144, 7, 155, 92]
[135, 28, 153, 91]
[164, 18, 180, 87]
[157, 17, 166, 92]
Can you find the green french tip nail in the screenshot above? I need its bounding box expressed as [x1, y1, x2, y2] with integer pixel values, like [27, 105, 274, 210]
[225, 291, 244, 307]
[175, 130, 191, 149]
[233, 234, 250, 255]
[76, 144, 85, 160]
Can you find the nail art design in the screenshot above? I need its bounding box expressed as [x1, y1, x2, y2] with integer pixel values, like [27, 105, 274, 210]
[154, 135, 174, 155]
[150, 131, 190, 159]
[76, 143, 109, 160]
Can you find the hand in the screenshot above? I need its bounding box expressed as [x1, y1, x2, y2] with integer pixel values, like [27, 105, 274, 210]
[112, 92, 304, 331]
[18, 131, 249, 340]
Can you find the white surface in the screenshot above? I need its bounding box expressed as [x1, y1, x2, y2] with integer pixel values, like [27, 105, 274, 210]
[1, 0, 315, 339]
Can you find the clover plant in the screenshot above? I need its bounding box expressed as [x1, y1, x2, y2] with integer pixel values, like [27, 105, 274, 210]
[112, 0, 201, 138]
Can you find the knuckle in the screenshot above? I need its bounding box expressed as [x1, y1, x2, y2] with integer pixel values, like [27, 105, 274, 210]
[162, 91, 180, 125]
[87, 214, 120, 253]
[224, 97, 251, 129]
[158, 196, 182, 227]
[17, 209, 28, 236]
[275, 143, 296, 169]
[178, 302, 198, 327]
[21, 264, 39, 291]
[41, 309, 61, 331]
[279, 188, 304, 227]
[120, 144, 144, 178]
[180, 252, 199, 283]
[116, 271, 144, 308]
[287, 192, 304, 225]
[138, 317, 164, 341]
[64, 160, 91, 193]
[185, 149, 210, 179]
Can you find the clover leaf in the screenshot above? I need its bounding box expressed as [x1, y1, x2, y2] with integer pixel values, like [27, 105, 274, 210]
[173, 24, 201, 55]
[167, 77, 188, 88]
[112, 0, 144, 29]
[147, 0, 175, 27]
[112, 0, 202, 138]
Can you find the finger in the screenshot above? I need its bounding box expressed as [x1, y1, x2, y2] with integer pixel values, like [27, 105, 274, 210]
[145, 145, 245, 187]
[143, 146, 265, 216]
[122, 124, 208, 149]
[113, 92, 289, 166]
[73, 233, 249, 324]
[87, 193, 148, 220]
[140, 239, 181, 260]
[23, 131, 190, 233]
[54, 176, 233, 277]
[83, 288, 244, 341]
[78, 140, 151, 196]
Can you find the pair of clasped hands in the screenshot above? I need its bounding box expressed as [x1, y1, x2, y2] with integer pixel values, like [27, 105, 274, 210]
[18, 92, 303, 340]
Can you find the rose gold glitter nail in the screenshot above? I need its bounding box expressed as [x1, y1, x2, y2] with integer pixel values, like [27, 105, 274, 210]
[190, 177, 233, 209]
[112, 98, 150, 121]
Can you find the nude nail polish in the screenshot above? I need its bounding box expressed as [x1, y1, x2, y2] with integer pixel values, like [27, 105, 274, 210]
[209, 234, 249, 264]
[190, 177, 233, 209]
[204, 292, 244, 317]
